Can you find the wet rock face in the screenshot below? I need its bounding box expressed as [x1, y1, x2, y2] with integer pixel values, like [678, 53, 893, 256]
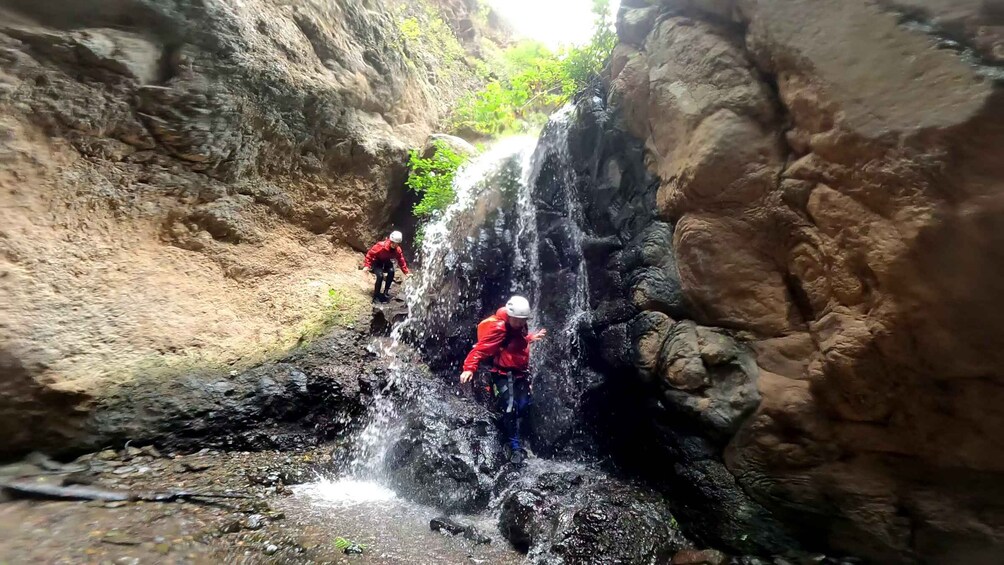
[383, 380, 506, 513]
[594, 0, 1004, 562]
[73, 328, 376, 456]
[498, 470, 691, 564]
[526, 96, 793, 554]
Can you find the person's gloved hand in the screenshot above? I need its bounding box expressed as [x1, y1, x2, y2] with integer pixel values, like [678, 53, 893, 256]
[529, 328, 548, 342]
[460, 370, 474, 384]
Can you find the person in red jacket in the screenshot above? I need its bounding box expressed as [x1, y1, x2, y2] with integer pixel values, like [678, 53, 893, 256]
[460, 296, 547, 464]
[363, 231, 410, 302]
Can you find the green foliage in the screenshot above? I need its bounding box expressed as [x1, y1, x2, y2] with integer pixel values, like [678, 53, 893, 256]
[326, 288, 361, 325]
[451, 0, 617, 136]
[406, 140, 469, 219]
[333, 537, 366, 554]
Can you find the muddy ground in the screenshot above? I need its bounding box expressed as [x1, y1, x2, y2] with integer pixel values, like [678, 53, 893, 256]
[0, 442, 517, 564]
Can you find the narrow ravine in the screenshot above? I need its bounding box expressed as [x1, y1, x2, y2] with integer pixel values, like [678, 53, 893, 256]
[3, 0, 1002, 563]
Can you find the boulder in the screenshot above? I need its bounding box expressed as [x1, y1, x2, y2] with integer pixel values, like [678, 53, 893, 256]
[498, 471, 691, 563]
[383, 380, 505, 513]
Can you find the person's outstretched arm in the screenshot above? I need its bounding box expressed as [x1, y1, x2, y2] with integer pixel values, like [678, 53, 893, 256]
[395, 246, 410, 275]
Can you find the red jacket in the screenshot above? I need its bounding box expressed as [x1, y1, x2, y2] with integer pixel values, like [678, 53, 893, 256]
[462, 308, 543, 373]
[364, 239, 409, 274]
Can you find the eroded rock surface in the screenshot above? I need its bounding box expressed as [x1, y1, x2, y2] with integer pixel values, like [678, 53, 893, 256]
[0, 0, 500, 457]
[591, 0, 1004, 562]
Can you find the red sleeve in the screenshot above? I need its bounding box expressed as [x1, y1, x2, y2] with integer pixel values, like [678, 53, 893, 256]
[363, 243, 380, 268]
[462, 323, 505, 372]
[396, 245, 409, 274]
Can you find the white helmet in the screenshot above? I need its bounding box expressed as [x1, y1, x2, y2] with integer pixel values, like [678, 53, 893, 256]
[389, 231, 403, 243]
[505, 295, 531, 319]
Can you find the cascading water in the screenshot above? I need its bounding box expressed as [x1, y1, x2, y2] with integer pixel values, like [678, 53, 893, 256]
[516, 107, 597, 455]
[285, 138, 543, 564]
[287, 105, 642, 562]
[347, 135, 539, 478]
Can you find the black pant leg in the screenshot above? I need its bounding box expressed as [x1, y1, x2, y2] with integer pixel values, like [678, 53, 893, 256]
[382, 262, 395, 294]
[493, 374, 522, 451]
[373, 265, 384, 296]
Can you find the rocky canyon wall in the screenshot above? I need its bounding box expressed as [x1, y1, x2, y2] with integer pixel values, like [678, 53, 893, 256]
[556, 0, 1003, 563]
[0, 0, 496, 457]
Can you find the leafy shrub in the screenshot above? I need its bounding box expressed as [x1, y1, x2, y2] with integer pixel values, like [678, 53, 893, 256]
[406, 140, 470, 219]
[451, 0, 617, 136]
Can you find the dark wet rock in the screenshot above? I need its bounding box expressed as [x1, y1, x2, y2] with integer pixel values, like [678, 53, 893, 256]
[430, 516, 468, 535]
[370, 299, 408, 336]
[657, 322, 760, 442]
[498, 471, 691, 563]
[81, 328, 373, 455]
[527, 94, 799, 557]
[384, 380, 505, 513]
[430, 516, 491, 545]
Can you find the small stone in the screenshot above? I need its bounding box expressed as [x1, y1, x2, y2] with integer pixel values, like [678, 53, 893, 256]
[264, 544, 279, 555]
[219, 517, 243, 534]
[102, 531, 142, 546]
[96, 450, 119, 461]
[140, 445, 163, 458]
[155, 542, 171, 555]
[179, 461, 212, 473]
[242, 514, 265, 530]
[124, 446, 143, 458]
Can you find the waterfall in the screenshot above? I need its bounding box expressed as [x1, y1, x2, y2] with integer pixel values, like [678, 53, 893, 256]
[345, 101, 611, 478]
[518, 106, 596, 455]
[346, 135, 539, 480]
